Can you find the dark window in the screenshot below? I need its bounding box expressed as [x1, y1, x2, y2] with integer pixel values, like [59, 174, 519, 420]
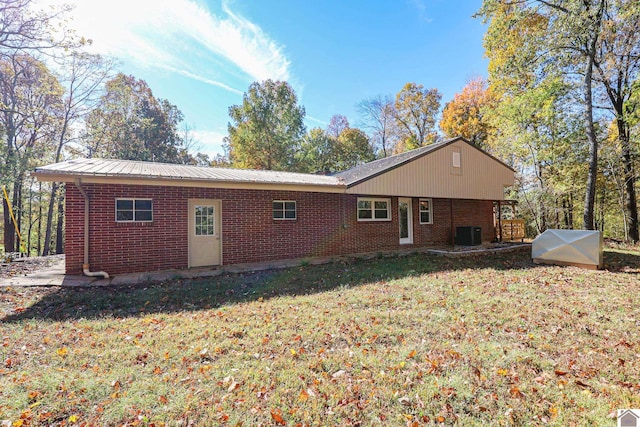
[116, 198, 153, 222]
[273, 200, 296, 220]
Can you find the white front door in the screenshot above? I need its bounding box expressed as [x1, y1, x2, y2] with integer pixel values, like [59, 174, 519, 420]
[188, 199, 222, 267]
[399, 198, 413, 245]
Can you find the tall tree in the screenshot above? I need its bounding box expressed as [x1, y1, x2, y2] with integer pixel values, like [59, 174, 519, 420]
[479, 0, 607, 232]
[326, 114, 350, 139]
[440, 77, 497, 147]
[41, 52, 113, 255]
[0, 0, 76, 253]
[335, 128, 375, 170]
[226, 80, 306, 171]
[394, 82, 441, 151]
[297, 126, 375, 173]
[0, 0, 74, 56]
[85, 74, 186, 163]
[591, 0, 640, 241]
[357, 95, 397, 157]
[297, 127, 336, 173]
[0, 54, 63, 252]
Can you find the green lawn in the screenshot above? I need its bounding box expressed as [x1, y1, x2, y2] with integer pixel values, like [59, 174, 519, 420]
[1, 247, 639, 426]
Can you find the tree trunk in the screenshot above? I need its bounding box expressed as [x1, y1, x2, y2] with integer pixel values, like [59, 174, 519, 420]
[42, 182, 58, 256]
[568, 193, 574, 229]
[55, 189, 64, 254]
[37, 181, 42, 255]
[618, 118, 639, 242]
[13, 176, 23, 253]
[597, 177, 606, 232]
[27, 181, 33, 255]
[582, 54, 598, 230]
[582, 0, 604, 231]
[2, 196, 15, 252]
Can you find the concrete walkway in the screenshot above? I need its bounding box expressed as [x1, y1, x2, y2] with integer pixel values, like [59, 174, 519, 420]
[1, 243, 532, 288]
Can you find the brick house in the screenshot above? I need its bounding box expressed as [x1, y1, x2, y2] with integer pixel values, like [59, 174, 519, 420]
[33, 137, 515, 276]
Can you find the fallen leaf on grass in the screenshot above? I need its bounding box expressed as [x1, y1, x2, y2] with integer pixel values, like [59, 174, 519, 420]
[56, 347, 68, 357]
[27, 390, 41, 401]
[510, 386, 525, 399]
[554, 369, 568, 376]
[398, 396, 411, 406]
[332, 370, 346, 378]
[271, 409, 286, 425]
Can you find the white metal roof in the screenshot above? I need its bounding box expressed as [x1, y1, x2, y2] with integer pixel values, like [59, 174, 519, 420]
[33, 158, 344, 188]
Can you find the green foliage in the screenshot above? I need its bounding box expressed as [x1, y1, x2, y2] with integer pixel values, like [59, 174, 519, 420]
[478, 0, 640, 238]
[486, 75, 588, 233]
[0, 54, 64, 252]
[335, 128, 375, 169]
[394, 82, 442, 152]
[297, 126, 375, 173]
[296, 127, 335, 173]
[226, 80, 306, 171]
[85, 74, 187, 163]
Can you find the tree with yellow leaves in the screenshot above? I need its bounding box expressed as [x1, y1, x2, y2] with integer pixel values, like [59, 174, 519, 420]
[439, 77, 497, 148]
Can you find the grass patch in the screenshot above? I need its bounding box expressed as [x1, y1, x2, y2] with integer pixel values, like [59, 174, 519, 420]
[1, 248, 639, 425]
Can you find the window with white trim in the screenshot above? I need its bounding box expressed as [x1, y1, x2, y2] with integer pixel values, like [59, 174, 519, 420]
[357, 198, 391, 221]
[116, 198, 153, 222]
[273, 201, 296, 220]
[419, 198, 432, 224]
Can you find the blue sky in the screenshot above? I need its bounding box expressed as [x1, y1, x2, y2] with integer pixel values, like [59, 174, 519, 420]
[45, 0, 489, 157]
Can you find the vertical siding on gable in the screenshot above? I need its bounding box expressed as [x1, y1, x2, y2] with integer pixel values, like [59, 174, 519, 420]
[346, 143, 514, 200]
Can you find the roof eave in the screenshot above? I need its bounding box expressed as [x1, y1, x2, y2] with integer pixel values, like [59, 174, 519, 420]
[31, 171, 346, 193]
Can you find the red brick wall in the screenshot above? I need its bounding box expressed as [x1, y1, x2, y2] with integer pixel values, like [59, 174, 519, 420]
[64, 183, 496, 275]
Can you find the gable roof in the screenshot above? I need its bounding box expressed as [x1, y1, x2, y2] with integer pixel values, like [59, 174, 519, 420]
[335, 137, 514, 187]
[32, 137, 515, 198]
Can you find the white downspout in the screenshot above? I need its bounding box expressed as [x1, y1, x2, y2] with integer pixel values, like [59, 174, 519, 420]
[74, 179, 109, 279]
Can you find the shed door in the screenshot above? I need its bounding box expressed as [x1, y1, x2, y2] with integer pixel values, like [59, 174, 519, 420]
[188, 199, 222, 267]
[399, 198, 413, 245]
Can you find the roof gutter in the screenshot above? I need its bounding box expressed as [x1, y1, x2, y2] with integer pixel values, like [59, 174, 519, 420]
[74, 179, 109, 279]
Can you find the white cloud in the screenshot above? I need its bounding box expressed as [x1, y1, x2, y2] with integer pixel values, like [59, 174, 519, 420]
[41, 0, 291, 93]
[191, 129, 228, 157]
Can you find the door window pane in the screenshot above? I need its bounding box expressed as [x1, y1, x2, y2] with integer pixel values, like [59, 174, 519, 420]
[399, 203, 409, 238]
[195, 205, 215, 235]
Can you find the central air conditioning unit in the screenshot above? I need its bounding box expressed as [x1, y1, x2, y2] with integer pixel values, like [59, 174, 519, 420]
[455, 226, 482, 246]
